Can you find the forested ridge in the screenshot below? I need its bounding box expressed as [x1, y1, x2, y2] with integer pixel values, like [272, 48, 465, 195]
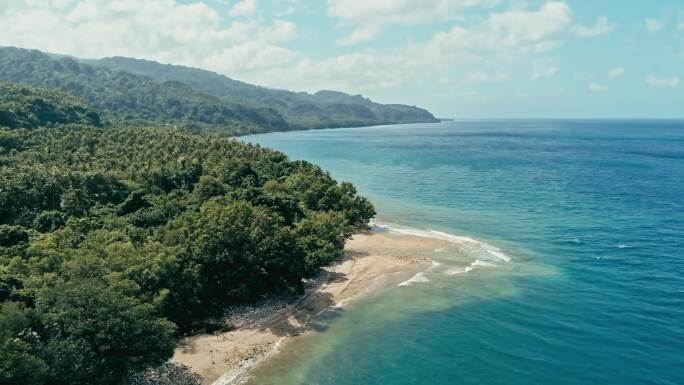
[0, 82, 102, 128]
[0, 83, 375, 385]
[86, 56, 439, 129]
[0, 47, 438, 133]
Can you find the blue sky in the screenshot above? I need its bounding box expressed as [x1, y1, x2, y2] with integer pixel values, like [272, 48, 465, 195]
[1, 0, 683, 118]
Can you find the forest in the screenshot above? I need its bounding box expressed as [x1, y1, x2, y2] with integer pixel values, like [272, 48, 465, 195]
[0, 82, 375, 385]
[0, 47, 438, 134]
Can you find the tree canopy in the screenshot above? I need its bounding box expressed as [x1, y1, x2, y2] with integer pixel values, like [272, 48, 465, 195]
[0, 82, 101, 129]
[0, 83, 375, 385]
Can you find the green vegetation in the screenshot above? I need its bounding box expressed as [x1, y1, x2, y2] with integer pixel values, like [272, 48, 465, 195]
[0, 82, 101, 128]
[86, 56, 439, 129]
[0, 48, 285, 134]
[0, 83, 375, 385]
[0, 47, 438, 134]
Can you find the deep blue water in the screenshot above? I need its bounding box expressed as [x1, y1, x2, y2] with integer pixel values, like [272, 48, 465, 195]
[243, 120, 684, 385]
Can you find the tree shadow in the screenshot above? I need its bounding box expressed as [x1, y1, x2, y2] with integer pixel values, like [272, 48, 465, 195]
[176, 338, 199, 354]
[181, 250, 372, 341]
[257, 288, 346, 337]
[344, 249, 370, 259]
[325, 271, 348, 283]
[255, 256, 366, 338]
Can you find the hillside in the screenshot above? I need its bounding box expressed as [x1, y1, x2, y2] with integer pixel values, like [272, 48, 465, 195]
[0, 82, 101, 129]
[85, 56, 438, 128]
[0, 47, 438, 134]
[0, 47, 286, 134]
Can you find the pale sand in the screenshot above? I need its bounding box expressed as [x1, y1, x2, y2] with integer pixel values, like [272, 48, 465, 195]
[173, 230, 451, 384]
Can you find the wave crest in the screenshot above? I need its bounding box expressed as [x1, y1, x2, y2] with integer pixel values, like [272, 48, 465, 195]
[376, 223, 512, 262]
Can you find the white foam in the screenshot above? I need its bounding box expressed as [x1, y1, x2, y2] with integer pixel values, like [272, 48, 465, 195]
[211, 336, 287, 385]
[315, 299, 350, 317]
[446, 260, 496, 275]
[376, 223, 512, 262]
[334, 299, 349, 308]
[616, 244, 631, 249]
[375, 223, 513, 285]
[446, 267, 466, 275]
[471, 259, 496, 267]
[398, 272, 429, 286]
[482, 246, 511, 262]
[398, 259, 441, 287]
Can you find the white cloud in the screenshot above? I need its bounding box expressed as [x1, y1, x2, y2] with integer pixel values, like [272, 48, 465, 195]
[589, 83, 606, 92]
[19, 0, 77, 8]
[206, 41, 299, 73]
[479, 2, 572, 50]
[645, 75, 680, 87]
[263, 50, 411, 91]
[328, 0, 499, 44]
[608, 68, 625, 78]
[336, 26, 379, 46]
[248, 2, 575, 93]
[462, 71, 510, 84]
[0, 0, 298, 76]
[645, 18, 663, 32]
[275, 0, 311, 17]
[257, 20, 298, 42]
[532, 60, 559, 79]
[0, 0, 579, 99]
[229, 0, 256, 17]
[424, 2, 573, 60]
[575, 16, 615, 37]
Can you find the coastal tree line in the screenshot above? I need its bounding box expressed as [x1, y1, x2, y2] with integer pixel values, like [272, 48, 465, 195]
[0, 83, 375, 385]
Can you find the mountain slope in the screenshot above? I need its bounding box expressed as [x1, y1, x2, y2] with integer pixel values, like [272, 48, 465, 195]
[0, 47, 287, 134]
[85, 55, 439, 128]
[0, 47, 438, 134]
[0, 82, 101, 129]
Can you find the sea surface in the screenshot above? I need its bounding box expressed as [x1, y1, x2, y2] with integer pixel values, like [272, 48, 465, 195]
[242, 120, 684, 385]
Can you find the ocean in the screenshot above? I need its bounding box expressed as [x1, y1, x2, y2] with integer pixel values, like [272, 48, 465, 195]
[242, 120, 684, 385]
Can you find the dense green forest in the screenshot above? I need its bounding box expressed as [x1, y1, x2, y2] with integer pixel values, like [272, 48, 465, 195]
[0, 47, 438, 133]
[86, 56, 439, 128]
[0, 82, 102, 128]
[0, 83, 375, 385]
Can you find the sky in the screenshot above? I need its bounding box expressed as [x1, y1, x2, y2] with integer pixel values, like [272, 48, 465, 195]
[1, 0, 683, 118]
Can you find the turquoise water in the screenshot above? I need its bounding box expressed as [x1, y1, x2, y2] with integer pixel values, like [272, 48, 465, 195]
[243, 120, 684, 385]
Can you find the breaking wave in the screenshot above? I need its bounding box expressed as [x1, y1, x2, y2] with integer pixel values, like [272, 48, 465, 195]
[375, 223, 513, 262]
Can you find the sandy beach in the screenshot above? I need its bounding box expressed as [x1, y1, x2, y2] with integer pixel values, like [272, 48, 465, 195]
[173, 229, 454, 384]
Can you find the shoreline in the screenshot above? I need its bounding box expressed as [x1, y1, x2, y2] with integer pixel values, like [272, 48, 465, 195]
[172, 229, 457, 384]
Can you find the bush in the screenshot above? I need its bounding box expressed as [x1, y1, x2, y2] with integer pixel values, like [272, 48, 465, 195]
[118, 191, 150, 216]
[0, 225, 29, 247]
[33, 211, 67, 232]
